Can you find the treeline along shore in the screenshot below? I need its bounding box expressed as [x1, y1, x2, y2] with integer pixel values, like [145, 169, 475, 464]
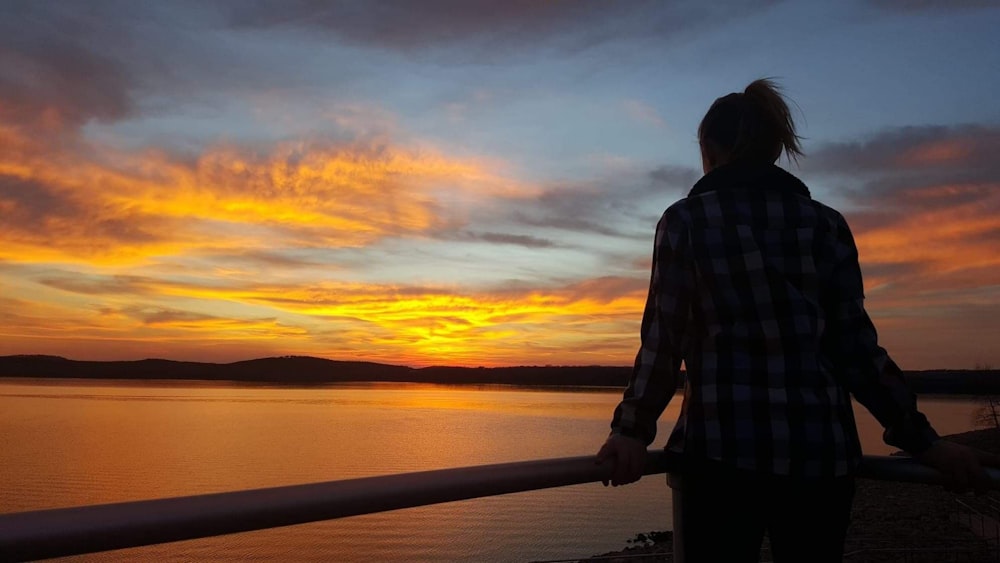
[0, 355, 998, 394]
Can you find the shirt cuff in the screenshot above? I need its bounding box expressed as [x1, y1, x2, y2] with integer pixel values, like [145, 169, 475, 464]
[610, 426, 652, 445]
[883, 412, 941, 456]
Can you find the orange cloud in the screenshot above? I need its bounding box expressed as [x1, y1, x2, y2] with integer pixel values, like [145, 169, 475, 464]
[0, 128, 520, 265]
[842, 181, 999, 370]
[809, 127, 1000, 352]
[853, 183, 1000, 273]
[896, 139, 973, 167]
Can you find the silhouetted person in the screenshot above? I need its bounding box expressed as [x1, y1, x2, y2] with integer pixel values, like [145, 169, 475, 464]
[596, 78, 1000, 562]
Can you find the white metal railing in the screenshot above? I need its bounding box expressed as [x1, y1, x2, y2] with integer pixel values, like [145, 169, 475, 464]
[1, 451, 997, 562]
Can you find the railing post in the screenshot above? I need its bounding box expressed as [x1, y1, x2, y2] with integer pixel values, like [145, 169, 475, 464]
[667, 472, 685, 563]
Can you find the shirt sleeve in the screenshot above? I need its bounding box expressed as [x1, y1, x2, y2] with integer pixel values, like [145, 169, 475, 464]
[610, 210, 693, 445]
[824, 214, 940, 455]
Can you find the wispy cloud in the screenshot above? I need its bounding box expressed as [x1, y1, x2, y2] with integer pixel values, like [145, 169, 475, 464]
[805, 124, 1000, 186]
[38, 273, 156, 296]
[0, 126, 520, 264]
[505, 165, 694, 239]
[225, 0, 783, 58]
[623, 100, 667, 129]
[806, 124, 999, 275]
[458, 232, 559, 249]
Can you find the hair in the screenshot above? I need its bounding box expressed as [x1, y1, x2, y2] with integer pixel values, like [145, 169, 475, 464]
[698, 78, 804, 166]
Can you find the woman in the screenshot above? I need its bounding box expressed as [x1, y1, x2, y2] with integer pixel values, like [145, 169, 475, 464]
[596, 78, 999, 562]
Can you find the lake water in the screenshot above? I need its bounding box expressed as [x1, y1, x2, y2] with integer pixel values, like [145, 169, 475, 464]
[0, 379, 983, 562]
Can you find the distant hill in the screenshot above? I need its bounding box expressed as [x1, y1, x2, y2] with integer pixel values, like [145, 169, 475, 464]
[0, 355, 631, 387]
[896, 369, 1000, 395]
[0, 355, 997, 393]
[0, 355, 415, 384]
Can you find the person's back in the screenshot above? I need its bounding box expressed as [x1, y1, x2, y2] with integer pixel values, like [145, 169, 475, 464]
[597, 78, 1000, 563]
[666, 163, 862, 477]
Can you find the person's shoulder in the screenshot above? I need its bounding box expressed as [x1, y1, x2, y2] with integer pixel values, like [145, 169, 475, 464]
[803, 196, 851, 231]
[663, 196, 693, 214]
[659, 197, 696, 228]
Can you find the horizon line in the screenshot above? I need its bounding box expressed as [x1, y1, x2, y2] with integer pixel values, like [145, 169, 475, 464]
[0, 354, 993, 373]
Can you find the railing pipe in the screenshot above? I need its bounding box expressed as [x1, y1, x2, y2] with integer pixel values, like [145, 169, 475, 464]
[0, 452, 996, 562]
[0, 453, 665, 562]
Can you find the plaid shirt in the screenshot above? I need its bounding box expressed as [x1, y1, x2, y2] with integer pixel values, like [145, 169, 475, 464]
[611, 162, 939, 478]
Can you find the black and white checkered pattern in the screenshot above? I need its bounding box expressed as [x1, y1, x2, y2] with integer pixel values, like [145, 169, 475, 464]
[611, 163, 938, 478]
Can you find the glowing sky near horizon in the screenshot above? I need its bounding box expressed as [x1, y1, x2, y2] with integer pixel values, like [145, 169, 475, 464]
[1, 1, 998, 369]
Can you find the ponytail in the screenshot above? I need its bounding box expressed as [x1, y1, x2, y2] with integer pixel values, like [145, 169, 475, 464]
[698, 78, 803, 165]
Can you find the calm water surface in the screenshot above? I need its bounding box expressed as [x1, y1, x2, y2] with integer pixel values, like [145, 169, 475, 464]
[0, 379, 981, 562]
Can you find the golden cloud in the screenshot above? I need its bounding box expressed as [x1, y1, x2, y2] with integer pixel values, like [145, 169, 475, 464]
[0, 273, 648, 366]
[0, 129, 519, 265]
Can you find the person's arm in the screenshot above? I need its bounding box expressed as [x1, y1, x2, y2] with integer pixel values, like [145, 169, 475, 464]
[824, 213, 938, 453]
[598, 210, 693, 485]
[826, 214, 1000, 492]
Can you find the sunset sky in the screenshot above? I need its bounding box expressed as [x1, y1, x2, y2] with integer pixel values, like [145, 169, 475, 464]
[1, 1, 998, 369]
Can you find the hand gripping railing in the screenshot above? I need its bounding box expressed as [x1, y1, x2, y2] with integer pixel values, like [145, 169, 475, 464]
[1, 452, 998, 562]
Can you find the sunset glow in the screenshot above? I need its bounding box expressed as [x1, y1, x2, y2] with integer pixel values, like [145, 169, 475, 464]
[1, 2, 998, 369]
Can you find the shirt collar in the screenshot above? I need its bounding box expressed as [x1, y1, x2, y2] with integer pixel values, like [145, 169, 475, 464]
[688, 162, 811, 199]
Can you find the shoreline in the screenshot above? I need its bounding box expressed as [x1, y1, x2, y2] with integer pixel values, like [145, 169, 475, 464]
[583, 428, 1000, 562]
[0, 374, 994, 396]
[2, 356, 998, 393]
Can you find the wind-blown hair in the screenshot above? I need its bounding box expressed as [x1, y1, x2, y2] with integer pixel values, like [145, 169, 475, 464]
[698, 78, 804, 165]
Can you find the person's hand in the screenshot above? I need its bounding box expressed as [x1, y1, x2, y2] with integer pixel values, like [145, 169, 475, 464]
[916, 440, 1000, 494]
[595, 434, 647, 487]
